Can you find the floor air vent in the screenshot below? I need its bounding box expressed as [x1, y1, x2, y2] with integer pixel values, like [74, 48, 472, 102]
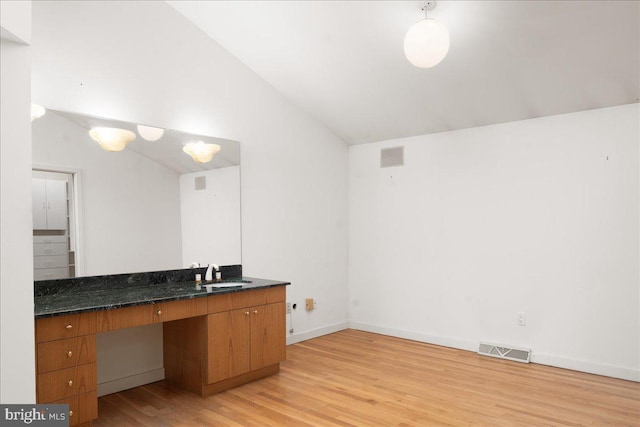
[478, 342, 531, 363]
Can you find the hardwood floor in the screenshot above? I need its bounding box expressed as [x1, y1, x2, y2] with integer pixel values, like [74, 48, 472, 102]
[94, 329, 639, 426]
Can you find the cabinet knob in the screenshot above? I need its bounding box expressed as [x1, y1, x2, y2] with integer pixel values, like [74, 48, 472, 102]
[67, 380, 73, 387]
[253, 310, 258, 314]
[67, 351, 73, 358]
[244, 311, 250, 316]
[65, 324, 73, 330]
[69, 411, 73, 417]
[157, 310, 162, 316]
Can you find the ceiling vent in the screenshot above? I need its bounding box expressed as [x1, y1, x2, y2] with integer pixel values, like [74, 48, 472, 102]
[380, 146, 404, 168]
[478, 341, 531, 363]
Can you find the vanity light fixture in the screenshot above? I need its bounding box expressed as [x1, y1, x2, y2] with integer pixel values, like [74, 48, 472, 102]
[404, 0, 450, 68]
[89, 127, 136, 152]
[31, 104, 46, 121]
[183, 141, 221, 163]
[136, 124, 165, 141]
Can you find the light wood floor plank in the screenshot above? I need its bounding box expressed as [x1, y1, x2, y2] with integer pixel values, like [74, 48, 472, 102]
[94, 330, 639, 426]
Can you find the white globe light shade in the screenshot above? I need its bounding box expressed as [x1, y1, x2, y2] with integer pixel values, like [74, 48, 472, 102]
[137, 124, 165, 141]
[404, 18, 450, 68]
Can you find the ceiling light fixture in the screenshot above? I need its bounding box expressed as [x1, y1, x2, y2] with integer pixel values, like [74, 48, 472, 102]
[404, 0, 450, 68]
[137, 124, 165, 141]
[89, 127, 136, 152]
[183, 141, 221, 163]
[31, 104, 46, 121]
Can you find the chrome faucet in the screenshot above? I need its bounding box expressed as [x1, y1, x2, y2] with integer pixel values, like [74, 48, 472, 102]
[205, 264, 220, 281]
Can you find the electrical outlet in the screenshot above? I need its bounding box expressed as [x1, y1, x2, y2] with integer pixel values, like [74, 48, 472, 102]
[517, 312, 526, 326]
[286, 303, 292, 314]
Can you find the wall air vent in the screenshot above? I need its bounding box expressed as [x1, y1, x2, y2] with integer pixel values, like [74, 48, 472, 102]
[380, 146, 404, 168]
[194, 176, 206, 191]
[478, 341, 531, 363]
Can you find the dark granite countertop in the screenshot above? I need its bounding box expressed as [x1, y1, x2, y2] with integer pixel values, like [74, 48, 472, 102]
[34, 265, 290, 318]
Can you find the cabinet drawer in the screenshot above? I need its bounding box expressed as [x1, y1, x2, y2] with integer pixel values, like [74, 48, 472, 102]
[34, 243, 68, 256]
[34, 255, 68, 269]
[37, 363, 97, 403]
[208, 289, 277, 314]
[34, 267, 69, 281]
[97, 304, 155, 332]
[37, 336, 96, 374]
[266, 286, 285, 303]
[208, 291, 263, 313]
[34, 235, 67, 244]
[52, 391, 98, 426]
[36, 312, 97, 343]
[154, 298, 207, 323]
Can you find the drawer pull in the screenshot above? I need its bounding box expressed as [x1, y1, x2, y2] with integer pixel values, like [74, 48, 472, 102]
[244, 311, 250, 316]
[67, 351, 73, 358]
[67, 380, 73, 387]
[156, 310, 162, 316]
[253, 310, 258, 314]
[65, 324, 73, 330]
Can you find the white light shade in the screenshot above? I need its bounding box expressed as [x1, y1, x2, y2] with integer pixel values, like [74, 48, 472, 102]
[183, 142, 221, 163]
[89, 127, 136, 152]
[31, 104, 46, 121]
[404, 18, 450, 68]
[137, 124, 165, 141]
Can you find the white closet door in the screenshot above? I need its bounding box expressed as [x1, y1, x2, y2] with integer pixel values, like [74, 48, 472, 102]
[32, 178, 48, 229]
[45, 179, 68, 230]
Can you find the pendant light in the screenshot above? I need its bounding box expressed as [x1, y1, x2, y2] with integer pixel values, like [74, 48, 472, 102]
[404, 1, 450, 68]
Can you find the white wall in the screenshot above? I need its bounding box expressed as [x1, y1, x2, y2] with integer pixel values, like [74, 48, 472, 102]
[27, 0, 349, 392]
[32, 110, 183, 276]
[0, 35, 35, 405]
[0, 1, 31, 44]
[349, 104, 639, 381]
[180, 166, 241, 267]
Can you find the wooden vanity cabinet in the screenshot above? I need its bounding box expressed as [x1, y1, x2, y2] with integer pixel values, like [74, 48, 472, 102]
[164, 286, 286, 396]
[35, 312, 98, 426]
[35, 285, 286, 424]
[207, 300, 286, 383]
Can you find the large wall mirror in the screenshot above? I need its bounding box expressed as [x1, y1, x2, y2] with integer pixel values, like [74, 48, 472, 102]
[32, 108, 241, 280]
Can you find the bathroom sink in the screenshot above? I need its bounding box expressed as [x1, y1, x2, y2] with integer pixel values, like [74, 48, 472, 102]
[203, 280, 251, 289]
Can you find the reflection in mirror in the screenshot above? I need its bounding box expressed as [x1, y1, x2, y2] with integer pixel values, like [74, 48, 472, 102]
[32, 108, 241, 280]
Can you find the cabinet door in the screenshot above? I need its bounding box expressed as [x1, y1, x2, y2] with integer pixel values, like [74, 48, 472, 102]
[250, 302, 286, 370]
[32, 179, 48, 229]
[207, 309, 250, 383]
[45, 179, 68, 230]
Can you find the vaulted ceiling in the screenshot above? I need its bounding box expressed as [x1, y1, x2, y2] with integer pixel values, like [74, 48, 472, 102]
[168, 0, 639, 145]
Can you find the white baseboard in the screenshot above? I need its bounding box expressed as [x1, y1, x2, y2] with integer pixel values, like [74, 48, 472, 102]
[531, 352, 639, 382]
[349, 321, 477, 352]
[286, 321, 349, 345]
[349, 321, 639, 383]
[97, 368, 165, 397]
